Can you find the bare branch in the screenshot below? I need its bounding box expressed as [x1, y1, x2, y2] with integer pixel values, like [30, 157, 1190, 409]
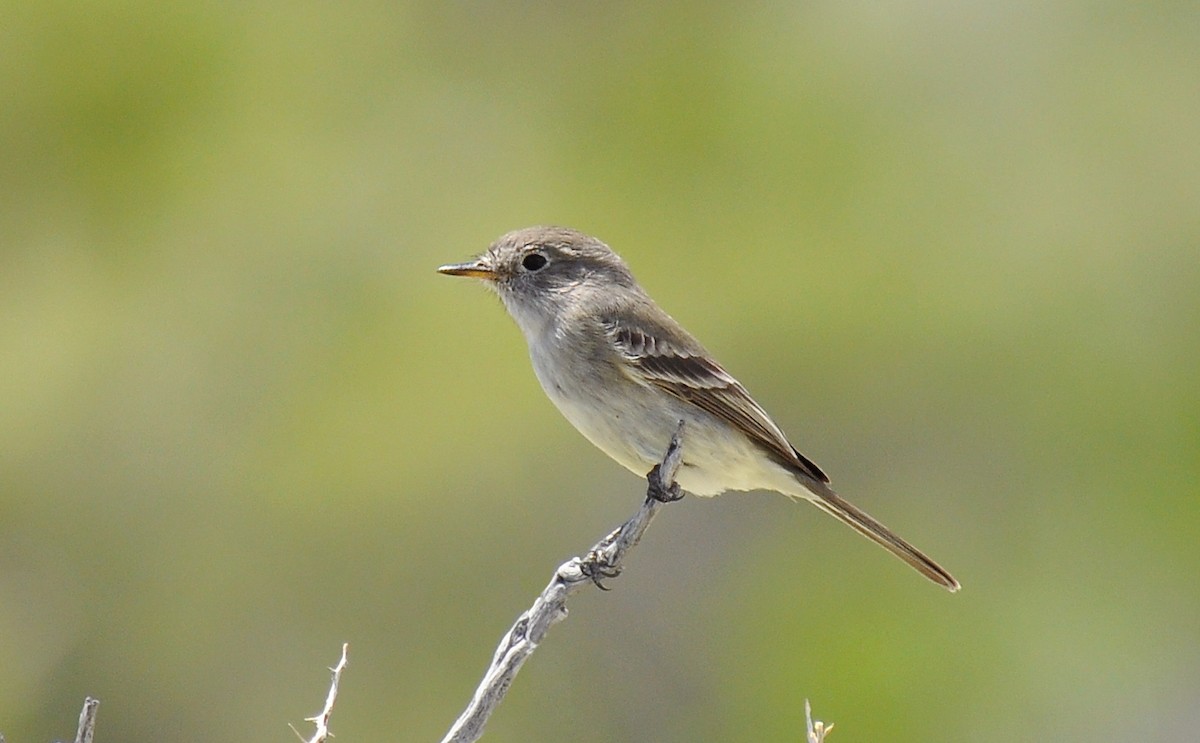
[805, 699, 834, 743]
[73, 697, 99, 743]
[293, 643, 349, 743]
[440, 423, 686, 743]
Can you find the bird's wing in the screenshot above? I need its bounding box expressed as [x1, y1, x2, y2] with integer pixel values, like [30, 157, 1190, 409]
[603, 315, 829, 484]
[605, 314, 961, 592]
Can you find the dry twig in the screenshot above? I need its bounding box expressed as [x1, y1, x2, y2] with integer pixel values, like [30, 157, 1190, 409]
[439, 423, 686, 743]
[73, 697, 99, 743]
[292, 643, 350, 743]
[805, 699, 834, 743]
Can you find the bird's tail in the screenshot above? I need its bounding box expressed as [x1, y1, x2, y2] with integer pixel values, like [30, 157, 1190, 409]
[797, 483, 960, 592]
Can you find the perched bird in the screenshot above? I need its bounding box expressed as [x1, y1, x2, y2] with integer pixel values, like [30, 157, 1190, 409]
[439, 226, 959, 591]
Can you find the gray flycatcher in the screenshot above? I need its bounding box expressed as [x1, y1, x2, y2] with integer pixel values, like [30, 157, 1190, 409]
[438, 226, 959, 591]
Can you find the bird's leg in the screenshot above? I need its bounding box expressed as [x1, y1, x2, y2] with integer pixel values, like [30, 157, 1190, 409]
[579, 423, 686, 590]
[647, 423, 686, 502]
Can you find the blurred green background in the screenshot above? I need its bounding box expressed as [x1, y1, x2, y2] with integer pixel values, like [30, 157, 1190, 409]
[2, 2, 1198, 741]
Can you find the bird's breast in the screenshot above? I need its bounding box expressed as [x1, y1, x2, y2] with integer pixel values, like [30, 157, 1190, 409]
[526, 335, 664, 470]
[524, 334, 790, 497]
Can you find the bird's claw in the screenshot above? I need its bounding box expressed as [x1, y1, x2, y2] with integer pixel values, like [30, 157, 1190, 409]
[580, 551, 622, 590]
[646, 464, 684, 503]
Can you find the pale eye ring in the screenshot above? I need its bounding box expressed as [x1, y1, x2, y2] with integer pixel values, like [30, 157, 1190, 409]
[521, 252, 548, 271]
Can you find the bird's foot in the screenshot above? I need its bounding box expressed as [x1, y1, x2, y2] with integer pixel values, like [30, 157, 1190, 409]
[646, 463, 684, 503]
[580, 549, 622, 590]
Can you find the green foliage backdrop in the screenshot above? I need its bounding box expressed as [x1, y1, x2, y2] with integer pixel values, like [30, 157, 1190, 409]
[2, 3, 1197, 741]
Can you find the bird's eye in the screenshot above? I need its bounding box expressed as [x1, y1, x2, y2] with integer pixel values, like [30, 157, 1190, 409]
[522, 252, 548, 271]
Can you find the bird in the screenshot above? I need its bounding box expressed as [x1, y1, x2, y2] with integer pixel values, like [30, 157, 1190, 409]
[438, 226, 959, 592]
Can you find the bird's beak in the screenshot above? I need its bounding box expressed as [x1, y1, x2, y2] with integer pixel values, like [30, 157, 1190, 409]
[437, 258, 497, 280]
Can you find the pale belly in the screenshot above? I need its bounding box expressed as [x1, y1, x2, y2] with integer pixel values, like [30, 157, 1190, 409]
[530, 346, 802, 498]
